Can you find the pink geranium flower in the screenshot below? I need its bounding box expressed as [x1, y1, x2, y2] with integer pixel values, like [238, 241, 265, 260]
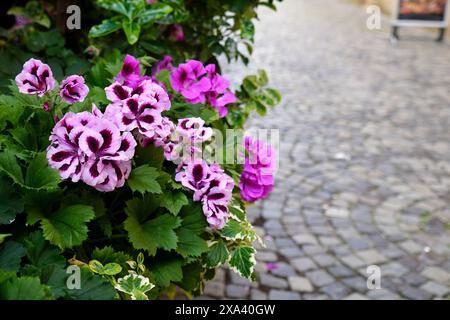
[60, 75, 89, 104]
[15, 58, 55, 97]
[115, 54, 142, 88]
[47, 106, 137, 192]
[239, 137, 276, 202]
[175, 159, 234, 229]
[170, 60, 211, 103]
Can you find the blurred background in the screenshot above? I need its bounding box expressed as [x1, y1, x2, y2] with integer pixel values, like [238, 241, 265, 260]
[201, 0, 450, 300]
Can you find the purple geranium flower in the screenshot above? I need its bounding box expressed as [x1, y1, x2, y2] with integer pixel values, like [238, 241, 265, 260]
[170, 60, 211, 103]
[115, 54, 142, 88]
[47, 106, 137, 192]
[175, 159, 234, 229]
[152, 55, 173, 75]
[170, 24, 185, 42]
[239, 137, 276, 202]
[60, 75, 89, 104]
[15, 58, 55, 97]
[203, 64, 237, 117]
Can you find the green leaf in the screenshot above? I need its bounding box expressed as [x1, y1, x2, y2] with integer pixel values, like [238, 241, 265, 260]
[66, 267, 116, 300]
[240, 20, 255, 41]
[176, 228, 208, 258]
[255, 100, 267, 116]
[115, 274, 155, 300]
[204, 240, 229, 268]
[127, 165, 161, 194]
[0, 276, 50, 300]
[257, 69, 268, 86]
[179, 203, 207, 234]
[149, 258, 183, 287]
[25, 152, 60, 190]
[88, 260, 104, 274]
[160, 192, 188, 216]
[0, 241, 26, 272]
[89, 19, 122, 38]
[92, 246, 131, 272]
[124, 213, 181, 256]
[221, 219, 246, 240]
[0, 149, 24, 185]
[0, 176, 23, 224]
[23, 231, 65, 269]
[97, 0, 129, 17]
[177, 262, 203, 292]
[139, 3, 173, 24]
[229, 246, 256, 280]
[265, 88, 282, 105]
[135, 144, 164, 169]
[124, 195, 160, 222]
[122, 20, 141, 45]
[103, 263, 122, 276]
[40, 205, 95, 249]
[0, 234, 11, 245]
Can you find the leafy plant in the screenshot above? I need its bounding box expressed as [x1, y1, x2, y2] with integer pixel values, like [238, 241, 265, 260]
[0, 0, 281, 300]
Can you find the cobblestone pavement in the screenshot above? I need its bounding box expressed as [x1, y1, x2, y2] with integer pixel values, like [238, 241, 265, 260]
[200, 0, 450, 300]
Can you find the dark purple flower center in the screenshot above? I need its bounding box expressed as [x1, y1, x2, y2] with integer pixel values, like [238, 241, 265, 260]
[113, 85, 129, 100]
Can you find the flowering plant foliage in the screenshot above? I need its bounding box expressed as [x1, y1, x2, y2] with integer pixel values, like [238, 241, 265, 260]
[0, 0, 281, 300]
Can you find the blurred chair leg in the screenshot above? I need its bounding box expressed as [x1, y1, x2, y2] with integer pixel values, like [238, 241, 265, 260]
[391, 26, 399, 40]
[437, 28, 445, 42]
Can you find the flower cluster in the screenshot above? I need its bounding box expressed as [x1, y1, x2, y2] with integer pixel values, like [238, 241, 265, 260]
[170, 60, 236, 117]
[176, 159, 234, 229]
[239, 137, 276, 202]
[102, 54, 174, 157]
[16, 55, 240, 227]
[166, 117, 213, 162]
[47, 105, 137, 192]
[15, 58, 89, 104]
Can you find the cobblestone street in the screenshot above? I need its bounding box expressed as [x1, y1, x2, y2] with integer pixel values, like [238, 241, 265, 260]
[201, 0, 450, 300]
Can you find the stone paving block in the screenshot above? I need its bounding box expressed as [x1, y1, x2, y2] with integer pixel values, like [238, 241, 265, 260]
[292, 234, 318, 245]
[343, 293, 369, 300]
[312, 254, 337, 267]
[328, 265, 354, 278]
[340, 255, 366, 269]
[366, 289, 401, 300]
[305, 270, 334, 287]
[399, 240, 423, 255]
[279, 247, 304, 258]
[420, 281, 449, 297]
[319, 236, 342, 247]
[402, 273, 428, 286]
[203, 281, 225, 298]
[251, 289, 267, 300]
[288, 276, 314, 292]
[270, 262, 297, 278]
[421, 267, 450, 284]
[342, 276, 368, 292]
[256, 251, 278, 262]
[226, 285, 250, 298]
[325, 207, 350, 218]
[356, 249, 387, 265]
[259, 273, 289, 289]
[268, 290, 301, 300]
[291, 257, 318, 272]
[400, 286, 433, 300]
[320, 282, 351, 300]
